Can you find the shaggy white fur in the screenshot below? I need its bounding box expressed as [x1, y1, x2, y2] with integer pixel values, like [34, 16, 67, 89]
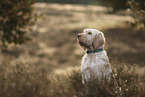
[77, 29, 113, 81]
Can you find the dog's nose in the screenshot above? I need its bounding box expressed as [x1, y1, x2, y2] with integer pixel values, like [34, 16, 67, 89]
[77, 34, 81, 38]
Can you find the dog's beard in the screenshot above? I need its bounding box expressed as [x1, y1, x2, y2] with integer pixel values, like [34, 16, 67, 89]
[78, 39, 91, 49]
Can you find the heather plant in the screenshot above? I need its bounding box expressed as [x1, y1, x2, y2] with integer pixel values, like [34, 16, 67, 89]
[112, 62, 145, 97]
[0, 60, 51, 97]
[0, 0, 36, 47]
[0, 60, 145, 97]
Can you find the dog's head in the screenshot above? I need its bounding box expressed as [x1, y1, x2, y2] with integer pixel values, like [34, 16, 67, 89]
[77, 29, 105, 50]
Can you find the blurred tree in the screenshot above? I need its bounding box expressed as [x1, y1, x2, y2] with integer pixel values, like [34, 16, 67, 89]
[98, 0, 145, 30]
[0, 0, 36, 47]
[99, 0, 128, 12]
[127, 0, 145, 30]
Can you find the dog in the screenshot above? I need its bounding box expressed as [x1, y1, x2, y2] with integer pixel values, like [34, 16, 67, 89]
[77, 29, 114, 82]
[77, 29, 122, 95]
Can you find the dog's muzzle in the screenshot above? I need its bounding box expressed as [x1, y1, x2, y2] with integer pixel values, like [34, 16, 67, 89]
[77, 33, 82, 38]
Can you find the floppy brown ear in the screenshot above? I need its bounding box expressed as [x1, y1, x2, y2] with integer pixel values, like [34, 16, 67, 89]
[93, 33, 105, 50]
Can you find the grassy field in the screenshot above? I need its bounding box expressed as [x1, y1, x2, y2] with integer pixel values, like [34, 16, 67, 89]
[0, 2, 145, 97]
[1, 3, 144, 74]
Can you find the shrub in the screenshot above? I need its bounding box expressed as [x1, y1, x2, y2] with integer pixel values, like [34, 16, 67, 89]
[127, 0, 145, 30]
[113, 64, 145, 97]
[0, 59, 145, 97]
[0, 0, 36, 47]
[0, 60, 51, 97]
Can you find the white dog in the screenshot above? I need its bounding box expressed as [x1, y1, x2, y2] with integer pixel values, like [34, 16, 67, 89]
[77, 29, 113, 81]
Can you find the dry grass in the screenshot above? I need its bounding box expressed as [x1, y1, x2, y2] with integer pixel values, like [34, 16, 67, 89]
[0, 60, 145, 97]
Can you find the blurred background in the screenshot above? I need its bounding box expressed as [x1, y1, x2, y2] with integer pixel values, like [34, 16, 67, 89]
[0, 0, 145, 74]
[0, 0, 145, 97]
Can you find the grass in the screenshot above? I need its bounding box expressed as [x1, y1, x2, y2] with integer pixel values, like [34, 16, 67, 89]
[0, 60, 145, 97]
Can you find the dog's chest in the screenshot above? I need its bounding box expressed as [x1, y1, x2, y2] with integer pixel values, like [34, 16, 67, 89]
[81, 52, 109, 72]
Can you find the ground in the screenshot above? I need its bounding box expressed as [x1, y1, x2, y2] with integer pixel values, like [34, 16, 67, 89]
[0, 3, 145, 74]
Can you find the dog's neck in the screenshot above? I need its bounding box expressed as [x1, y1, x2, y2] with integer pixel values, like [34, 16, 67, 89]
[85, 45, 104, 54]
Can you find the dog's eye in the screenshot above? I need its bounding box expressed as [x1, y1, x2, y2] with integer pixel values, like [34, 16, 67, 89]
[88, 32, 92, 35]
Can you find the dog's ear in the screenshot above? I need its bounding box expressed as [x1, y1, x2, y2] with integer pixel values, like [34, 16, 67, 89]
[93, 33, 105, 50]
